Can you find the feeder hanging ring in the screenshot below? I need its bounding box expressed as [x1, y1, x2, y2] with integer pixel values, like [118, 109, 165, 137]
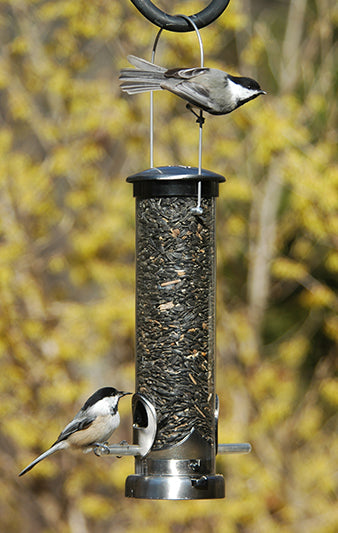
[130, 0, 231, 32]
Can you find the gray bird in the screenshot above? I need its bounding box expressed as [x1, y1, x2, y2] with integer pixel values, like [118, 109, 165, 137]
[19, 387, 131, 476]
[119, 55, 266, 115]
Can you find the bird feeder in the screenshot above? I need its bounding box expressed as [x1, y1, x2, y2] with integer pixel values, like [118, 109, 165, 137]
[125, 166, 225, 499]
[94, 0, 251, 500]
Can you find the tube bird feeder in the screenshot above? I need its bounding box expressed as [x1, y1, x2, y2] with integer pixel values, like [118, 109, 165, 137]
[125, 166, 225, 499]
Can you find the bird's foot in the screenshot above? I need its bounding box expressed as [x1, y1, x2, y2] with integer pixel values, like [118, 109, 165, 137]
[186, 104, 205, 125]
[93, 442, 110, 456]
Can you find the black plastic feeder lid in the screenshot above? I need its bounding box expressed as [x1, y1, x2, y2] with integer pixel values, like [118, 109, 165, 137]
[127, 166, 225, 198]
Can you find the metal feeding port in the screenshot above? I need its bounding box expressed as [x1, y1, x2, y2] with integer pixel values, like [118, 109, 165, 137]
[94, 394, 156, 459]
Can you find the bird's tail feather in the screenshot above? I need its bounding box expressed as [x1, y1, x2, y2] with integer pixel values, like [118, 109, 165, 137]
[119, 55, 166, 94]
[19, 441, 68, 476]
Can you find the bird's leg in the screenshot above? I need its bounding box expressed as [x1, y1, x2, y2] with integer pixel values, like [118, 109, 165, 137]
[186, 103, 205, 125]
[186, 104, 204, 215]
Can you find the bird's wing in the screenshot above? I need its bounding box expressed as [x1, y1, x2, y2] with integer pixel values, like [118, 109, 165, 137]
[162, 68, 212, 109]
[52, 413, 96, 445]
[161, 79, 212, 111]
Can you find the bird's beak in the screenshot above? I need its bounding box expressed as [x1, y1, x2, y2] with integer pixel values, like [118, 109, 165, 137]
[259, 90, 267, 95]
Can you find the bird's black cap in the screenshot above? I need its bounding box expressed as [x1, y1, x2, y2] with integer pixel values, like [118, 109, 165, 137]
[82, 387, 131, 410]
[228, 74, 265, 94]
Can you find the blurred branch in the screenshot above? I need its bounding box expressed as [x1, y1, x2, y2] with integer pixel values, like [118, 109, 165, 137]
[11, 3, 67, 119]
[280, 0, 307, 92]
[248, 159, 283, 331]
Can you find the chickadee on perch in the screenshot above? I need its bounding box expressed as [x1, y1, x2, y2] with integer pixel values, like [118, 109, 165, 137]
[19, 387, 131, 476]
[119, 55, 266, 116]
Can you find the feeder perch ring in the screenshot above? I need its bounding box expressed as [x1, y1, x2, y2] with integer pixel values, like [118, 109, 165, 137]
[130, 0, 231, 32]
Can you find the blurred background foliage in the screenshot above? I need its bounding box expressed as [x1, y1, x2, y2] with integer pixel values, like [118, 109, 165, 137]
[0, 0, 337, 531]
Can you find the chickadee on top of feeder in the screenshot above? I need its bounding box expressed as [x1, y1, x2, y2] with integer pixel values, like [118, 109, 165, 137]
[119, 55, 266, 116]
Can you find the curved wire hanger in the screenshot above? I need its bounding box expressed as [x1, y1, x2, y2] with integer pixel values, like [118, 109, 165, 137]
[149, 15, 205, 213]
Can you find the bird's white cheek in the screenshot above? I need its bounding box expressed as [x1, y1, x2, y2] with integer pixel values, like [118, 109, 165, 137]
[228, 79, 253, 102]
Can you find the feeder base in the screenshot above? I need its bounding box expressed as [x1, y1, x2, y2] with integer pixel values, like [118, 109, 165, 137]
[125, 474, 225, 500]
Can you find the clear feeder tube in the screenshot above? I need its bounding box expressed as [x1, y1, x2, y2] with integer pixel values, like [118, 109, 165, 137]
[136, 196, 216, 447]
